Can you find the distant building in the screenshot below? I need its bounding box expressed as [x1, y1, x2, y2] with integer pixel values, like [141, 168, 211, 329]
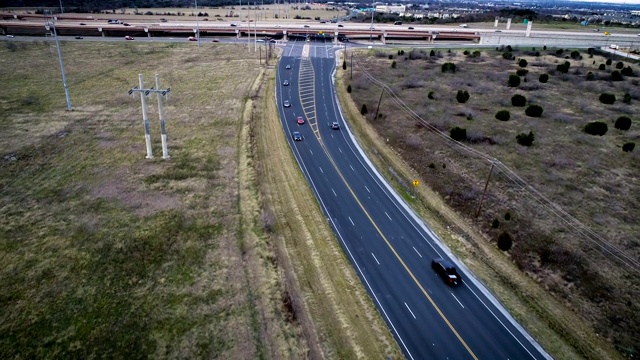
[375, 5, 406, 14]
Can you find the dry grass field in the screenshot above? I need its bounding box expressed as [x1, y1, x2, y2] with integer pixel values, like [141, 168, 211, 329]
[0, 40, 398, 359]
[340, 46, 639, 358]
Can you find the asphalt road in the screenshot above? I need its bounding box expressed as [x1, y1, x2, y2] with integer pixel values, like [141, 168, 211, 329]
[276, 38, 551, 360]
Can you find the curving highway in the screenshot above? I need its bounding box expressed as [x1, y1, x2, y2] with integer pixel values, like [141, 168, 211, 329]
[276, 38, 551, 360]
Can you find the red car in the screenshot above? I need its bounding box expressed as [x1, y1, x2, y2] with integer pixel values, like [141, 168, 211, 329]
[297, 116, 305, 125]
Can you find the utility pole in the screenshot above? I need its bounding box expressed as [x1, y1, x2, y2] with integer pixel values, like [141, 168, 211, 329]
[195, 0, 201, 48]
[128, 74, 172, 159]
[155, 74, 171, 159]
[45, 11, 71, 111]
[59, 0, 64, 14]
[475, 161, 495, 218]
[374, 88, 384, 120]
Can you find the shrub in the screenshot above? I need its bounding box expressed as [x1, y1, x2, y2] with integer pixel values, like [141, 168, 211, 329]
[502, 52, 513, 60]
[397, 50, 402, 55]
[556, 49, 564, 55]
[556, 61, 570, 74]
[506, 45, 513, 52]
[586, 71, 595, 81]
[347, 84, 352, 93]
[525, 104, 543, 117]
[508, 74, 521, 87]
[450, 127, 467, 141]
[463, 50, 470, 55]
[456, 90, 470, 103]
[495, 110, 511, 121]
[588, 48, 594, 54]
[518, 59, 528, 67]
[535, 51, 540, 57]
[584, 121, 608, 136]
[391, 60, 397, 69]
[428, 163, 435, 168]
[611, 70, 623, 81]
[543, 45, 547, 50]
[614, 116, 632, 131]
[441, 62, 457, 73]
[497, 232, 513, 251]
[511, 94, 527, 107]
[342, 60, 346, 70]
[623, 93, 631, 104]
[599, 64, 606, 70]
[360, 104, 368, 115]
[491, 218, 500, 228]
[430, 49, 435, 57]
[599, 93, 616, 104]
[616, 61, 624, 69]
[539, 73, 549, 83]
[472, 51, 481, 58]
[621, 66, 634, 76]
[516, 131, 535, 146]
[570, 50, 581, 59]
[428, 91, 435, 99]
[504, 211, 512, 221]
[388, 54, 393, 60]
[516, 69, 529, 76]
[606, 58, 612, 66]
[623, 142, 635, 152]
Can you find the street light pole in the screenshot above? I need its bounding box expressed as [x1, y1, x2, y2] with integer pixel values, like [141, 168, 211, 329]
[195, 0, 201, 48]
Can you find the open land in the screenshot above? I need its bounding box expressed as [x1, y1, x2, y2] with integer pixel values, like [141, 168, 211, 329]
[339, 45, 639, 358]
[0, 40, 399, 359]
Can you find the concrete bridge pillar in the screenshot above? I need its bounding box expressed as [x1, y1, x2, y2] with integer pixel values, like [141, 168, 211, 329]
[145, 27, 150, 37]
[526, 21, 532, 37]
[283, 30, 287, 41]
[382, 32, 386, 44]
[334, 31, 339, 45]
[98, 27, 105, 37]
[506, 18, 512, 30]
[494, 17, 499, 28]
[236, 29, 240, 38]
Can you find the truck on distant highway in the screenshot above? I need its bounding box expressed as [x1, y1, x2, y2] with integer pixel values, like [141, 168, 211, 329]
[610, 44, 619, 50]
[107, 19, 120, 24]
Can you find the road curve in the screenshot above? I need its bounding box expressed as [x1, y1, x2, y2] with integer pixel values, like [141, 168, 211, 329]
[276, 38, 551, 360]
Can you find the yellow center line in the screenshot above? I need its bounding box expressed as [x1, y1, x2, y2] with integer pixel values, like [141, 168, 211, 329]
[320, 139, 478, 359]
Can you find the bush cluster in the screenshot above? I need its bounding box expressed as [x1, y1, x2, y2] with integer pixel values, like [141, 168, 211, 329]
[556, 61, 571, 74]
[516, 69, 529, 76]
[614, 116, 632, 131]
[623, 142, 636, 152]
[621, 66, 634, 76]
[441, 62, 457, 73]
[511, 94, 527, 107]
[508, 74, 521, 87]
[516, 131, 535, 146]
[450, 127, 467, 141]
[518, 59, 528, 67]
[456, 90, 470, 103]
[539, 73, 549, 83]
[525, 104, 544, 117]
[584, 121, 608, 136]
[599, 93, 616, 104]
[495, 110, 510, 121]
[497, 232, 513, 251]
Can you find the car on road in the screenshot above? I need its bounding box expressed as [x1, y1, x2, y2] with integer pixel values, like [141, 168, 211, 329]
[124, 35, 134, 40]
[283, 100, 291, 108]
[338, 24, 344, 27]
[297, 116, 305, 124]
[211, 39, 219, 42]
[495, 30, 502, 32]
[79, 23, 86, 25]
[292, 131, 302, 141]
[6, 34, 14, 38]
[75, 36, 83, 39]
[123, 23, 131, 26]
[304, 25, 310, 28]
[230, 23, 237, 27]
[285, 64, 291, 69]
[408, 27, 414, 30]
[431, 258, 462, 286]
[269, 39, 277, 43]
[283, 80, 289, 86]
[160, 18, 168, 22]
[188, 36, 197, 41]
[331, 122, 340, 130]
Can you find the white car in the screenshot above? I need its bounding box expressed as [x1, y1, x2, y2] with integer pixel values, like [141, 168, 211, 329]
[283, 100, 291, 108]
